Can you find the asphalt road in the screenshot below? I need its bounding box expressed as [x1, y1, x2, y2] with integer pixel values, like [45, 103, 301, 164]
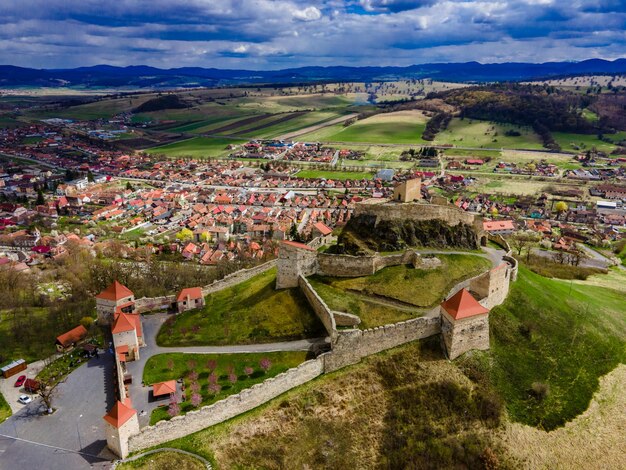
[0, 353, 117, 470]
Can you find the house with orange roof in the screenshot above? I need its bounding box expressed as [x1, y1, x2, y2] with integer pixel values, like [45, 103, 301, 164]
[176, 287, 205, 313]
[96, 280, 135, 325]
[55, 324, 88, 352]
[440, 288, 490, 360]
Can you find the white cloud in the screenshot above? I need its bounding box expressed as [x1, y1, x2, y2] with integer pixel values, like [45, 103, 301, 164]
[292, 6, 322, 21]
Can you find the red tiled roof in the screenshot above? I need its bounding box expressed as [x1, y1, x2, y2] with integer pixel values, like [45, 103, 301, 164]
[441, 289, 489, 320]
[111, 312, 135, 334]
[281, 240, 315, 251]
[103, 398, 136, 428]
[177, 287, 203, 302]
[96, 280, 134, 301]
[483, 220, 515, 231]
[152, 380, 176, 397]
[55, 325, 88, 348]
[313, 222, 332, 236]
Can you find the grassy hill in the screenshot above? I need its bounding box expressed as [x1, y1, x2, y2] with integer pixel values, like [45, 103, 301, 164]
[156, 268, 325, 346]
[468, 266, 626, 430]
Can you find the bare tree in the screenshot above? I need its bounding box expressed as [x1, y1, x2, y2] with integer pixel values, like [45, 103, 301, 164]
[37, 375, 66, 414]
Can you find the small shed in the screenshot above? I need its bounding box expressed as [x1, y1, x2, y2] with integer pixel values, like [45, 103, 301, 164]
[56, 325, 88, 352]
[1, 359, 27, 378]
[152, 380, 176, 400]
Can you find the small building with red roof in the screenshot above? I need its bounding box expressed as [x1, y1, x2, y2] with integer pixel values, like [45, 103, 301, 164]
[440, 288, 490, 360]
[96, 280, 135, 325]
[152, 380, 177, 399]
[55, 324, 88, 352]
[176, 287, 205, 313]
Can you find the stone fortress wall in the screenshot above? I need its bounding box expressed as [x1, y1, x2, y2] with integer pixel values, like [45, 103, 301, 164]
[122, 202, 517, 455]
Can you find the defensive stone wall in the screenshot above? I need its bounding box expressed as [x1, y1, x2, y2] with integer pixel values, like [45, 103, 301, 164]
[128, 358, 324, 453]
[323, 317, 442, 372]
[134, 295, 175, 313]
[298, 275, 337, 341]
[354, 201, 483, 233]
[202, 260, 276, 296]
[276, 243, 318, 289]
[317, 250, 438, 278]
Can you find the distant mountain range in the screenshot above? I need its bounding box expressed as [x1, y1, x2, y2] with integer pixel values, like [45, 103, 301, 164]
[1, 59, 626, 89]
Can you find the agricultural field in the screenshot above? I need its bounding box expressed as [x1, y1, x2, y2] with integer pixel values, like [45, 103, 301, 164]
[144, 351, 309, 425]
[299, 110, 430, 144]
[309, 254, 491, 328]
[434, 119, 544, 149]
[469, 175, 581, 196]
[552, 131, 626, 153]
[146, 137, 245, 158]
[156, 268, 325, 346]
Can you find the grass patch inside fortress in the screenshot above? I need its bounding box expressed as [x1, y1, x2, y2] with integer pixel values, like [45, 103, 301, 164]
[117, 451, 205, 470]
[148, 339, 510, 469]
[309, 254, 491, 328]
[156, 268, 325, 346]
[0, 391, 11, 424]
[463, 266, 626, 431]
[144, 351, 309, 425]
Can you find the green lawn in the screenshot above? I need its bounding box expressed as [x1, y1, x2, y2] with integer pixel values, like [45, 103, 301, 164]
[295, 170, 373, 181]
[156, 268, 325, 346]
[116, 451, 205, 469]
[0, 392, 10, 424]
[552, 132, 626, 153]
[480, 266, 626, 430]
[146, 137, 246, 158]
[144, 351, 308, 424]
[434, 119, 544, 149]
[309, 254, 491, 327]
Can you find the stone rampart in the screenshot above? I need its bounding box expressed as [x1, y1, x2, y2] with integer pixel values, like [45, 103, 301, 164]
[354, 201, 482, 233]
[317, 250, 425, 278]
[202, 260, 276, 296]
[323, 316, 441, 372]
[134, 295, 175, 313]
[298, 275, 337, 340]
[128, 358, 324, 453]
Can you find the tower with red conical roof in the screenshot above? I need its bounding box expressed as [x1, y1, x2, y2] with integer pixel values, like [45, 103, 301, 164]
[440, 288, 490, 360]
[103, 398, 139, 458]
[96, 280, 135, 324]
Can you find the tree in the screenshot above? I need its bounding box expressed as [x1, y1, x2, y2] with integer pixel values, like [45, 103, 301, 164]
[36, 190, 45, 206]
[206, 359, 217, 372]
[208, 383, 221, 395]
[259, 358, 272, 373]
[37, 375, 66, 414]
[125, 181, 135, 191]
[176, 228, 193, 243]
[244, 366, 254, 378]
[199, 231, 210, 243]
[167, 395, 180, 417]
[191, 392, 202, 407]
[555, 201, 568, 215]
[167, 358, 174, 371]
[508, 232, 538, 257]
[79, 316, 94, 330]
[228, 373, 237, 385]
[87, 170, 94, 183]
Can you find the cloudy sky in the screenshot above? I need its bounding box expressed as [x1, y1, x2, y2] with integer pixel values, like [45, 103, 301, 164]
[0, 0, 624, 69]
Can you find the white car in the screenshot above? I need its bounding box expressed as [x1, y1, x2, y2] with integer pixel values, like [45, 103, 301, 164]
[18, 394, 32, 405]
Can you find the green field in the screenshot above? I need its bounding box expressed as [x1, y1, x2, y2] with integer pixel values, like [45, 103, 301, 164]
[147, 137, 246, 158]
[116, 451, 205, 469]
[0, 392, 10, 424]
[434, 119, 544, 149]
[295, 170, 373, 180]
[309, 254, 491, 328]
[300, 110, 429, 144]
[0, 308, 57, 363]
[144, 351, 308, 424]
[552, 131, 626, 153]
[477, 266, 626, 430]
[156, 268, 325, 346]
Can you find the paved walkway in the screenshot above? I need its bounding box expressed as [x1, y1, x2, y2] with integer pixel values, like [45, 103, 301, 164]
[0, 352, 117, 470]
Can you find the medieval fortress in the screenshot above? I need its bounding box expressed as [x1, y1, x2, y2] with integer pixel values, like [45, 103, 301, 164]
[101, 197, 517, 458]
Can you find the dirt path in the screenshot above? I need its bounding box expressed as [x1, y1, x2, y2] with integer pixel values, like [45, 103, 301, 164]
[278, 113, 358, 140]
[501, 364, 626, 469]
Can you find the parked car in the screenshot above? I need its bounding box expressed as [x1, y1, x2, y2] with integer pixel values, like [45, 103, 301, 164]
[18, 394, 32, 404]
[14, 375, 26, 387]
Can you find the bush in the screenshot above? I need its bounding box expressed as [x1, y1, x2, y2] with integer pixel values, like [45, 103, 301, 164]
[530, 382, 550, 401]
